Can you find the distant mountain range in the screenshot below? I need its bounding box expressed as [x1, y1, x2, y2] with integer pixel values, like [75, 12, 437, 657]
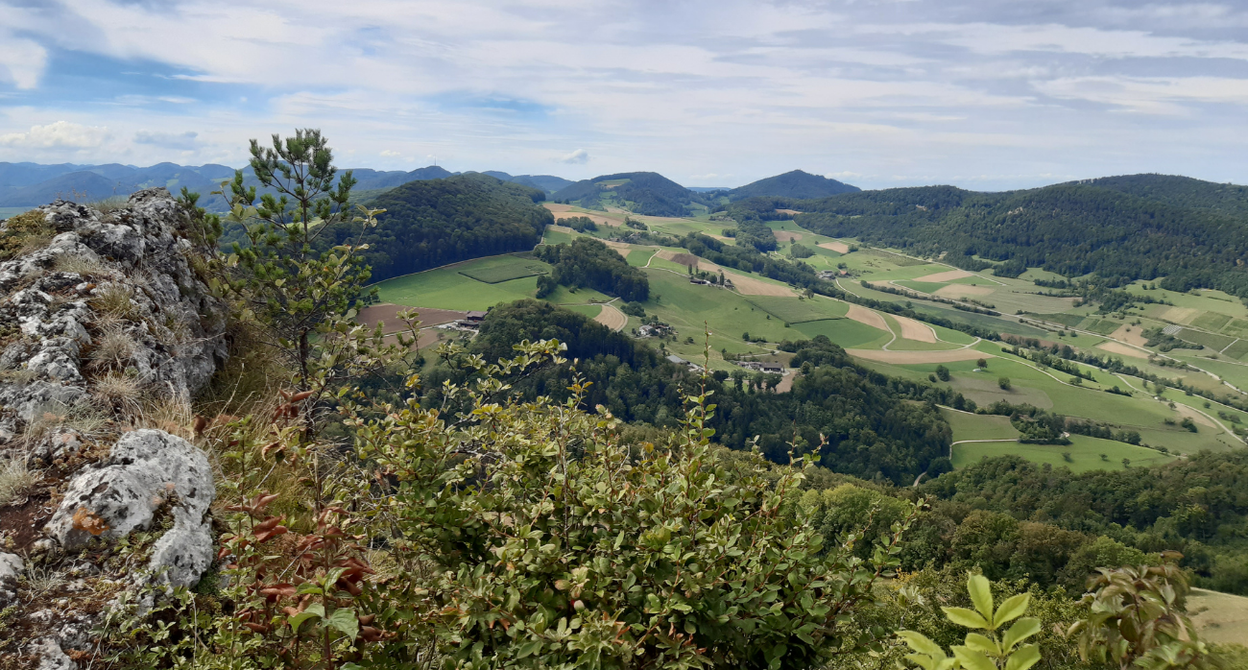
[0, 162, 581, 211]
[0, 162, 865, 218]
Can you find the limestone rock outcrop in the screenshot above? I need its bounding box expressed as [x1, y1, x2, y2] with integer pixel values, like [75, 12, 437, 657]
[46, 429, 216, 587]
[0, 189, 228, 444]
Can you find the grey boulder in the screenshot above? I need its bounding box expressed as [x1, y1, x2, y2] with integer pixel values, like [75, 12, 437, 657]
[45, 429, 215, 588]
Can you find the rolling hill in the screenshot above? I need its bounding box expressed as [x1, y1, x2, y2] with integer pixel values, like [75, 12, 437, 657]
[322, 173, 554, 283]
[551, 171, 704, 216]
[482, 171, 573, 193]
[727, 169, 859, 201]
[784, 175, 1248, 297]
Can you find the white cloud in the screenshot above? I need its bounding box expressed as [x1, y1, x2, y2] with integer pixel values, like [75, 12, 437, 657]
[0, 121, 109, 149]
[0, 38, 47, 90]
[0, 0, 1245, 188]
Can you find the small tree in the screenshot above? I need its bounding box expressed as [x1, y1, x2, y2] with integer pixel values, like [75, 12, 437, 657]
[219, 129, 418, 435]
[1067, 557, 1210, 669]
[976, 358, 988, 369]
[998, 377, 1012, 390]
[935, 365, 951, 382]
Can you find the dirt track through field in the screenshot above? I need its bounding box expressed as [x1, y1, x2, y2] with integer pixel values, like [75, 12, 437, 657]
[359, 304, 465, 332]
[1096, 341, 1149, 359]
[594, 303, 628, 331]
[894, 315, 937, 343]
[914, 269, 974, 283]
[847, 349, 996, 364]
[1175, 403, 1217, 428]
[844, 304, 890, 331]
[818, 241, 849, 253]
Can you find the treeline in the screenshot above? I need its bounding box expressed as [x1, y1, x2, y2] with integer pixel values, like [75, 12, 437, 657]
[534, 238, 649, 301]
[776, 178, 1248, 298]
[315, 173, 552, 282]
[426, 302, 963, 484]
[918, 453, 1248, 595]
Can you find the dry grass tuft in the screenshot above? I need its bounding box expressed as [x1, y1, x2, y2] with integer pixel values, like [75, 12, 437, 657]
[0, 455, 37, 507]
[90, 283, 141, 321]
[91, 372, 145, 416]
[23, 401, 110, 444]
[89, 328, 139, 372]
[89, 197, 129, 216]
[134, 398, 195, 440]
[54, 253, 113, 278]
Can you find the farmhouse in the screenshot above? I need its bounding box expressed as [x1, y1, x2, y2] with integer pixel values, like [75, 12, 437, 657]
[456, 310, 489, 330]
[738, 361, 784, 374]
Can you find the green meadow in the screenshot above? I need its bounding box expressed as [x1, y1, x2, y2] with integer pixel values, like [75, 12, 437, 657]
[953, 435, 1174, 473]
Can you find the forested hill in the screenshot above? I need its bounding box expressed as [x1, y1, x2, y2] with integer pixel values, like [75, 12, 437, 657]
[727, 169, 859, 201]
[1073, 173, 1248, 217]
[786, 176, 1248, 297]
[432, 300, 961, 484]
[322, 173, 552, 283]
[481, 171, 574, 193]
[551, 171, 704, 216]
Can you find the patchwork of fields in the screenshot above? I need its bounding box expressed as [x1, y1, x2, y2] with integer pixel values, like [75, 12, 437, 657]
[366, 201, 1248, 472]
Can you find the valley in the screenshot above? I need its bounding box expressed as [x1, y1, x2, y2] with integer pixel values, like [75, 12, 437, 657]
[369, 195, 1248, 475]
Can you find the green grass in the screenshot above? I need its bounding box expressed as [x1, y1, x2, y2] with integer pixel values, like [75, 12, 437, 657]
[1225, 340, 1248, 360]
[952, 435, 1174, 473]
[1193, 312, 1233, 331]
[857, 248, 929, 267]
[1176, 327, 1236, 351]
[564, 304, 602, 319]
[939, 408, 1020, 442]
[1082, 319, 1123, 335]
[793, 319, 891, 349]
[542, 228, 577, 245]
[457, 255, 549, 283]
[745, 297, 845, 324]
[375, 256, 610, 311]
[626, 249, 655, 267]
[894, 280, 948, 294]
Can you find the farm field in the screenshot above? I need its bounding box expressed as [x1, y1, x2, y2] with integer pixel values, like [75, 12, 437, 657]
[1189, 588, 1248, 645]
[374, 254, 611, 311]
[952, 434, 1174, 473]
[939, 408, 1020, 442]
[455, 253, 548, 283]
[369, 205, 1248, 459]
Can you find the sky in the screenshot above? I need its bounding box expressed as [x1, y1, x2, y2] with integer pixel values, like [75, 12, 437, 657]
[1, 0, 1246, 190]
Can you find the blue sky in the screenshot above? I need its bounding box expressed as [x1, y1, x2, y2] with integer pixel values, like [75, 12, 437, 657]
[1, 0, 1246, 190]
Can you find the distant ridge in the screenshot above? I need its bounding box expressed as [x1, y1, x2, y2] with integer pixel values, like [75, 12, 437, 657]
[552, 171, 703, 217]
[728, 169, 859, 201]
[482, 171, 574, 194]
[0, 161, 454, 211]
